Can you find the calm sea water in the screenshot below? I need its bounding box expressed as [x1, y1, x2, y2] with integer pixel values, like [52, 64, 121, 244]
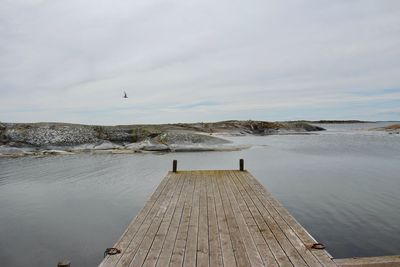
[1, 123, 400, 266]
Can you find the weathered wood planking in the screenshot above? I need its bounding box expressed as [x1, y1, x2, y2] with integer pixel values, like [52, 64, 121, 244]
[99, 170, 338, 267]
[334, 255, 400, 267]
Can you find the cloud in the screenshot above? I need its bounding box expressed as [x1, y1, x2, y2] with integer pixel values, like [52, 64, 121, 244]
[168, 101, 220, 110]
[1, 0, 400, 124]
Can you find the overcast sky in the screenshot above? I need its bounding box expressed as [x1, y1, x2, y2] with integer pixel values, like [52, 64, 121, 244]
[1, 0, 399, 125]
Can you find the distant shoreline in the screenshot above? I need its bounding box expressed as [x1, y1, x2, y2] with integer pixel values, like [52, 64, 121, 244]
[291, 120, 372, 124]
[3, 120, 398, 126]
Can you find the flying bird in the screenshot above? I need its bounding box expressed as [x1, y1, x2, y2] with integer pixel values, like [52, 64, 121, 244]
[123, 91, 128, 98]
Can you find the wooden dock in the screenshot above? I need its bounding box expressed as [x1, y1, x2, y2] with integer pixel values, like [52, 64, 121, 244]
[99, 163, 340, 267]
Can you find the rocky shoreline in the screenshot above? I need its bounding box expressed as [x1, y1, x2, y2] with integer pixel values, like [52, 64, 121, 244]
[370, 124, 400, 135]
[0, 120, 324, 157]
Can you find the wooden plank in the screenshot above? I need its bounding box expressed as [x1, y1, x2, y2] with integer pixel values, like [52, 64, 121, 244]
[128, 173, 186, 267]
[334, 255, 400, 267]
[240, 171, 337, 267]
[206, 171, 223, 267]
[117, 173, 183, 266]
[183, 171, 201, 267]
[225, 171, 279, 267]
[196, 171, 210, 267]
[222, 171, 265, 267]
[211, 172, 237, 267]
[168, 172, 196, 267]
[227, 171, 293, 267]
[141, 171, 189, 267]
[232, 171, 309, 266]
[216, 171, 252, 267]
[100, 173, 176, 267]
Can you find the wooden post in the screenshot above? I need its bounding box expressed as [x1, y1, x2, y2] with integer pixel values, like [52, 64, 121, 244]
[239, 159, 244, 171]
[57, 260, 70, 267]
[172, 160, 177, 172]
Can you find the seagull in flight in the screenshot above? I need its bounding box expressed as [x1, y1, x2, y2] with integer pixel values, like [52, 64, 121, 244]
[123, 91, 128, 98]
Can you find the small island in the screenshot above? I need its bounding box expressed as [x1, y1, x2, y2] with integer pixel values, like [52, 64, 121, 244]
[0, 120, 324, 157]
